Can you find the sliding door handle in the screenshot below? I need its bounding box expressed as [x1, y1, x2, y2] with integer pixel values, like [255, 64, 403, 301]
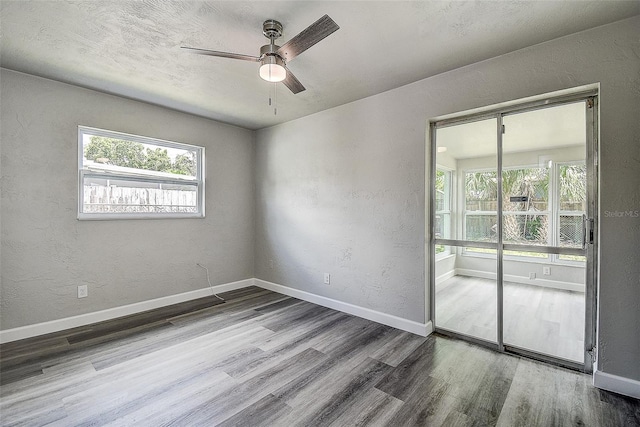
[582, 215, 594, 249]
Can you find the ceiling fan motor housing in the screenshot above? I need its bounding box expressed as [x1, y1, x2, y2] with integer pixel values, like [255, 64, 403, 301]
[263, 19, 283, 40]
[260, 43, 283, 61]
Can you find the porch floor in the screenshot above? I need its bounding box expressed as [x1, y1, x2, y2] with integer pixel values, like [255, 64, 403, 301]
[436, 275, 585, 363]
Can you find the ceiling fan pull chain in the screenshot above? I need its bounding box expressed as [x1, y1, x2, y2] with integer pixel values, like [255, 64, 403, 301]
[274, 82, 278, 115]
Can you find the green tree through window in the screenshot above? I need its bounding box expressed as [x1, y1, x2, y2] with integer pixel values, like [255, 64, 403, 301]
[85, 136, 195, 176]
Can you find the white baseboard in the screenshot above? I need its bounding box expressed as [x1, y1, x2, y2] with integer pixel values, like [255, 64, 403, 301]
[254, 279, 432, 337]
[456, 268, 585, 292]
[0, 278, 253, 344]
[593, 369, 640, 399]
[1, 277, 433, 343]
[436, 269, 456, 286]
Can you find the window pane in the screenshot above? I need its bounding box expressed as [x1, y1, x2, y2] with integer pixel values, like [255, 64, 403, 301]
[435, 169, 452, 245]
[502, 167, 549, 212]
[83, 176, 198, 214]
[559, 214, 584, 247]
[435, 213, 451, 240]
[466, 171, 498, 211]
[79, 126, 204, 219]
[435, 170, 445, 211]
[436, 244, 497, 343]
[465, 214, 497, 242]
[558, 164, 586, 249]
[503, 253, 585, 363]
[437, 117, 497, 243]
[82, 133, 198, 179]
[503, 213, 549, 245]
[559, 165, 586, 211]
[436, 169, 451, 211]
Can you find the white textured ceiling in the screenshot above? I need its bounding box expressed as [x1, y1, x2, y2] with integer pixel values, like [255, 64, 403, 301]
[1, 1, 638, 130]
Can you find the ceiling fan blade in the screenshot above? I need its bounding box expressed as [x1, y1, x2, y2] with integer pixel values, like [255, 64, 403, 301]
[181, 46, 260, 62]
[276, 15, 339, 62]
[282, 67, 306, 94]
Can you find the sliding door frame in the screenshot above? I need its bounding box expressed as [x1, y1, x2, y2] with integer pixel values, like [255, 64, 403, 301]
[428, 89, 599, 372]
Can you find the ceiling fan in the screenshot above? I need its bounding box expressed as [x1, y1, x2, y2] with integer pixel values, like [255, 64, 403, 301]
[182, 15, 339, 94]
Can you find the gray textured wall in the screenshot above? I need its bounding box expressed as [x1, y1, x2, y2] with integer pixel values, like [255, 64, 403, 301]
[255, 104, 426, 322]
[255, 17, 640, 381]
[0, 70, 255, 329]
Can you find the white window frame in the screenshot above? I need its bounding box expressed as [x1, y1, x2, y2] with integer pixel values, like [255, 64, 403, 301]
[553, 161, 587, 265]
[78, 126, 205, 220]
[435, 167, 453, 258]
[462, 166, 499, 250]
[462, 162, 586, 264]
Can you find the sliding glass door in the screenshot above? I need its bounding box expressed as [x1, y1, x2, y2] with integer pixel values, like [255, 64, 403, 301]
[433, 117, 499, 344]
[430, 93, 597, 371]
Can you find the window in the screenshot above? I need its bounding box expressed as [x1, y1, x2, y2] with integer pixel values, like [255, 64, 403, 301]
[464, 170, 498, 243]
[78, 126, 204, 219]
[435, 168, 452, 256]
[557, 163, 587, 262]
[463, 162, 585, 263]
[501, 166, 549, 247]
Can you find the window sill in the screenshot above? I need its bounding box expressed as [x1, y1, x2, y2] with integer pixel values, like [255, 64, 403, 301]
[77, 212, 205, 221]
[435, 253, 455, 262]
[461, 250, 585, 267]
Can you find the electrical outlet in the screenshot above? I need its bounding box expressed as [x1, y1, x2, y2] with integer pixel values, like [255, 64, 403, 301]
[324, 273, 330, 285]
[269, 259, 274, 269]
[543, 266, 551, 275]
[529, 272, 536, 280]
[77, 285, 88, 298]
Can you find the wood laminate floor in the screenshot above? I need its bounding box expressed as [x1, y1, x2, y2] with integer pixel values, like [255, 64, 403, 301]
[436, 275, 585, 362]
[1, 286, 638, 426]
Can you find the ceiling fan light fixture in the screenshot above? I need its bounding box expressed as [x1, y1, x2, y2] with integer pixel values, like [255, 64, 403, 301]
[259, 55, 286, 82]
